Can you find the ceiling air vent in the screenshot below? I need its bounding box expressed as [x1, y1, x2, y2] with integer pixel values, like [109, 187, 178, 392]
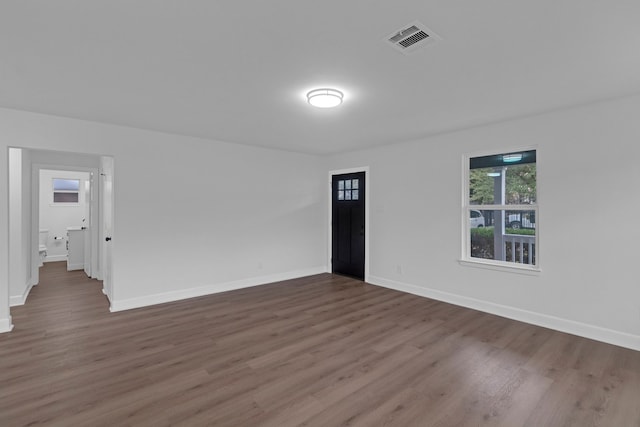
[386, 21, 440, 54]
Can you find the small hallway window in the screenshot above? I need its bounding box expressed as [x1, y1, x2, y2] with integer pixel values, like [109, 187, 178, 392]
[53, 178, 80, 203]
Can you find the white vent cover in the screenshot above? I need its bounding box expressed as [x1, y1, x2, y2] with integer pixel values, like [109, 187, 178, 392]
[386, 21, 441, 54]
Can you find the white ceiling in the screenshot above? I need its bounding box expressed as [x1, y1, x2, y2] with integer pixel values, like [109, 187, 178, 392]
[2, 1, 640, 155]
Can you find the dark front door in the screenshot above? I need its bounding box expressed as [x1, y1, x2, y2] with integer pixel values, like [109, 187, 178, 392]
[332, 172, 365, 280]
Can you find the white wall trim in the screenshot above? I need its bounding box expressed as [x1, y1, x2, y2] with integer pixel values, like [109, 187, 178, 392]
[328, 166, 370, 282]
[0, 317, 14, 333]
[9, 281, 33, 307]
[109, 266, 327, 312]
[368, 274, 640, 352]
[45, 255, 67, 263]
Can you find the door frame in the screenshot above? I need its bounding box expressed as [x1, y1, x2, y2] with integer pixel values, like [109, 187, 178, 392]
[328, 166, 370, 282]
[99, 155, 115, 306]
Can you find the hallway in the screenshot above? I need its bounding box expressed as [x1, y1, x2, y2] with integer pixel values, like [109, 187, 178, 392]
[10, 262, 108, 331]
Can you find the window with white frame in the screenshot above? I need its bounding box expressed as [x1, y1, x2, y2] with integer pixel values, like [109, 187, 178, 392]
[52, 178, 80, 203]
[464, 150, 537, 268]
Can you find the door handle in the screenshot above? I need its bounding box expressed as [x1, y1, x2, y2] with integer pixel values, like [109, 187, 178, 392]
[105, 237, 112, 242]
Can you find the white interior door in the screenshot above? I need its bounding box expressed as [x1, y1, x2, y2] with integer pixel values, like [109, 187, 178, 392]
[83, 176, 91, 277]
[100, 156, 114, 303]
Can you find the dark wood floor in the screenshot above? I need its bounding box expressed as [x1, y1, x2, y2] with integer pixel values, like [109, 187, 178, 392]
[1, 262, 639, 426]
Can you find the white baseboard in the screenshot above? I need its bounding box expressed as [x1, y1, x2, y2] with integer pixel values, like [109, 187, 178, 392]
[67, 263, 83, 271]
[0, 316, 14, 333]
[45, 255, 67, 263]
[368, 275, 640, 352]
[9, 281, 34, 307]
[110, 266, 327, 313]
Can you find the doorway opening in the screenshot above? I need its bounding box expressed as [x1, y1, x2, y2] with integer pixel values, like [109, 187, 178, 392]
[7, 147, 114, 329]
[38, 169, 94, 272]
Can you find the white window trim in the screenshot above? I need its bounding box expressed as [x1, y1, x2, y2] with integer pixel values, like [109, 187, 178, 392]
[461, 147, 540, 273]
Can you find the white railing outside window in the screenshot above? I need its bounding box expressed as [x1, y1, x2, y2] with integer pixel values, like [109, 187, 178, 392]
[502, 233, 535, 265]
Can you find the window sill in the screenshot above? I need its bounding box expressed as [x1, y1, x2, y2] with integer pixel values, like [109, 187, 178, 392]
[458, 259, 540, 276]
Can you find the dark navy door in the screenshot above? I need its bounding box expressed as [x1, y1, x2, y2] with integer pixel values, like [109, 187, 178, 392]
[332, 172, 365, 280]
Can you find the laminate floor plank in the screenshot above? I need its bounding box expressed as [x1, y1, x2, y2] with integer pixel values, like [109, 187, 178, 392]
[2, 262, 640, 426]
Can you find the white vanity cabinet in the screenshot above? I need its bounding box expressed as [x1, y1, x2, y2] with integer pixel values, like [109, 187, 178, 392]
[67, 227, 85, 271]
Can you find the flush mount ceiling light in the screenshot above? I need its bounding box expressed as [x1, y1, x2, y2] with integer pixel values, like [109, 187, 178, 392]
[307, 88, 343, 108]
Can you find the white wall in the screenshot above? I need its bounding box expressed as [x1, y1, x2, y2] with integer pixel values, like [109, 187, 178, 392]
[0, 108, 327, 324]
[328, 94, 640, 350]
[39, 169, 91, 262]
[8, 148, 32, 308]
[0, 146, 9, 331]
[4, 95, 639, 350]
